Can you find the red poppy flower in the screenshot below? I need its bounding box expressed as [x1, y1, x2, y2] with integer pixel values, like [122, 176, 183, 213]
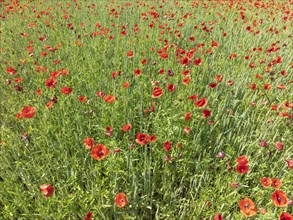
[180, 57, 190, 65]
[96, 91, 105, 97]
[127, 50, 133, 58]
[163, 141, 172, 152]
[17, 106, 36, 119]
[14, 77, 22, 83]
[239, 198, 257, 217]
[202, 109, 211, 118]
[122, 82, 130, 88]
[78, 96, 86, 102]
[284, 101, 293, 109]
[84, 137, 95, 149]
[194, 98, 207, 108]
[183, 126, 190, 134]
[149, 135, 156, 143]
[277, 84, 286, 89]
[46, 100, 55, 108]
[184, 112, 192, 121]
[188, 95, 198, 100]
[182, 69, 190, 76]
[121, 123, 132, 131]
[215, 74, 222, 82]
[236, 164, 249, 174]
[260, 177, 271, 187]
[182, 77, 191, 85]
[285, 159, 293, 169]
[61, 87, 72, 95]
[264, 83, 272, 90]
[227, 80, 234, 86]
[280, 212, 293, 220]
[84, 212, 92, 220]
[90, 144, 110, 160]
[272, 190, 288, 207]
[40, 184, 54, 197]
[135, 133, 148, 145]
[271, 178, 282, 189]
[36, 89, 42, 95]
[115, 192, 128, 208]
[236, 155, 249, 165]
[194, 58, 202, 66]
[209, 82, 217, 88]
[45, 78, 57, 88]
[152, 87, 163, 98]
[159, 69, 165, 74]
[167, 83, 176, 92]
[134, 68, 142, 76]
[6, 66, 17, 75]
[104, 95, 116, 104]
[275, 142, 284, 151]
[213, 213, 223, 220]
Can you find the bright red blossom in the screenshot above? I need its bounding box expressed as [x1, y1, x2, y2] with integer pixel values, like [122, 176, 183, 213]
[236, 155, 249, 165]
[194, 98, 207, 108]
[163, 142, 172, 152]
[280, 212, 293, 220]
[40, 184, 54, 197]
[17, 106, 36, 119]
[121, 123, 132, 131]
[285, 159, 293, 169]
[135, 133, 148, 145]
[236, 164, 249, 174]
[90, 144, 110, 160]
[45, 78, 57, 88]
[61, 87, 72, 95]
[239, 198, 257, 217]
[152, 87, 163, 98]
[260, 177, 271, 187]
[84, 212, 92, 220]
[167, 83, 176, 92]
[194, 58, 202, 66]
[272, 190, 288, 207]
[275, 142, 284, 151]
[213, 213, 223, 220]
[83, 137, 95, 149]
[202, 109, 211, 118]
[6, 66, 17, 75]
[149, 135, 156, 143]
[271, 178, 282, 189]
[115, 193, 128, 208]
[104, 95, 116, 103]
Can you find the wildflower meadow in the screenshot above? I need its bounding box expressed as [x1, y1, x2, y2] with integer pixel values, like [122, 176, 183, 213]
[0, 0, 292, 219]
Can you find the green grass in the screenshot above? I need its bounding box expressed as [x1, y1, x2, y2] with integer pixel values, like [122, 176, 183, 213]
[0, 0, 292, 219]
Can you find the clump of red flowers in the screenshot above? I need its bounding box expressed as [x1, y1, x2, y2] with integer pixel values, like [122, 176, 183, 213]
[236, 155, 249, 174]
[16, 106, 36, 119]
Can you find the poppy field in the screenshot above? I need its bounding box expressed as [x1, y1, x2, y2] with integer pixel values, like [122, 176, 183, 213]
[0, 0, 293, 219]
